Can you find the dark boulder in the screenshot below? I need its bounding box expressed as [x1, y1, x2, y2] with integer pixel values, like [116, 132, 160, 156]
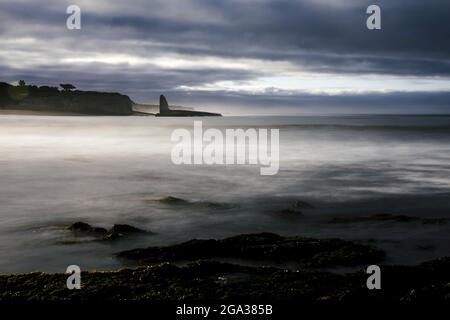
[151, 196, 234, 210]
[117, 232, 385, 268]
[66, 222, 151, 241]
[103, 224, 149, 241]
[66, 222, 107, 237]
[275, 209, 303, 215]
[155, 196, 188, 204]
[293, 200, 314, 209]
[1, 257, 449, 301]
[330, 213, 448, 225]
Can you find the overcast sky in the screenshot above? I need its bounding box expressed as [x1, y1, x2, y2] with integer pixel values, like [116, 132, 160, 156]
[1, 0, 449, 114]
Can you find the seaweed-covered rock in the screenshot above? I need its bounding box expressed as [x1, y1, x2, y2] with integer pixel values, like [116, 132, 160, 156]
[155, 196, 188, 204]
[293, 200, 314, 209]
[151, 196, 235, 210]
[67, 222, 107, 237]
[1, 258, 449, 302]
[66, 222, 151, 241]
[117, 232, 385, 268]
[103, 224, 149, 241]
[330, 213, 448, 225]
[422, 218, 448, 225]
[275, 209, 303, 216]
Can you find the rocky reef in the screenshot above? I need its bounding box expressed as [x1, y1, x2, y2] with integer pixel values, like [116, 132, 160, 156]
[150, 196, 236, 210]
[67, 222, 152, 241]
[329, 213, 449, 225]
[117, 232, 385, 268]
[0, 257, 449, 302]
[0, 231, 448, 302]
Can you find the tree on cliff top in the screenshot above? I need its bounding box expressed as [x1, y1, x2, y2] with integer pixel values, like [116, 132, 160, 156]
[60, 84, 76, 92]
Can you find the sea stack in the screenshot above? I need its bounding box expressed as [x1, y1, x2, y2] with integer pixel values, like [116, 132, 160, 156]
[156, 95, 221, 117]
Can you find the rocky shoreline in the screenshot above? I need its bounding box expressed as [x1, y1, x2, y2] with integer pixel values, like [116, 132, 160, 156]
[0, 231, 449, 302]
[116, 232, 385, 268]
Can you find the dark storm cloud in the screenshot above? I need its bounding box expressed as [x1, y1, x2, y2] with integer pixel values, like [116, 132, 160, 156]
[2, 0, 450, 75]
[0, 0, 449, 111]
[78, 0, 450, 76]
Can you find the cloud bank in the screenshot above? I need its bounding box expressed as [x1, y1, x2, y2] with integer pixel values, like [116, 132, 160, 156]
[0, 0, 449, 113]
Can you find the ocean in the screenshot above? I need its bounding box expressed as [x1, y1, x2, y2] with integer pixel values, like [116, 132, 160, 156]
[1, 114, 450, 272]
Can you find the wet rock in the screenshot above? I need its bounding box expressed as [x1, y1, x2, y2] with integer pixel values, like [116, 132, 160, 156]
[330, 213, 448, 225]
[196, 201, 236, 210]
[66, 222, 107, 237]
[66, 222, 152, 241]
[117, 232, 385, 268]
[330, 213, 418, 223]
[422, 218, 448, 225]
[1, 257, 449, 302]
[415, 244, 435, 251]
[293, 200, 314, 209]
[110, 224, 146, 234]
[151, 196, 235, 210]
[155, 196, 188, 204]
[103, 224, 149, 241]
[272, 200, 313, 216]
[276, 209, 303, 215]
[404, 283, 450, 302]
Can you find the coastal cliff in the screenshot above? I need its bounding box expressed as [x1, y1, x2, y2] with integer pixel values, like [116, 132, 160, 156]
[0, 82, 134, 115]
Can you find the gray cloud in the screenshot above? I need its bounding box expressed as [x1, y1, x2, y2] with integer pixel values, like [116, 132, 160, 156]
[158, 90, 450, 115]
[0, 0, 449, 112]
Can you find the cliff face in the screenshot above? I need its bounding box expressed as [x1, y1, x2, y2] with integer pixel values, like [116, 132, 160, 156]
[0, 82, 134, 115]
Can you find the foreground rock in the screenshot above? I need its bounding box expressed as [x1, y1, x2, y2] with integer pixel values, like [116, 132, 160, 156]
[330, 213, 449, 225]
[117, 232, 385, 268]
[275, 209, 304, 216]
[66, 222, 107, 237]
[154, 196, 188, 204]
[150, 196, 235, 210]
[292, 200, 314, 209]
[103, 224, 149, 240]
[272, 200, 314, 216]
[67, 222, 151, 241]
[1, 258, 449, 301]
